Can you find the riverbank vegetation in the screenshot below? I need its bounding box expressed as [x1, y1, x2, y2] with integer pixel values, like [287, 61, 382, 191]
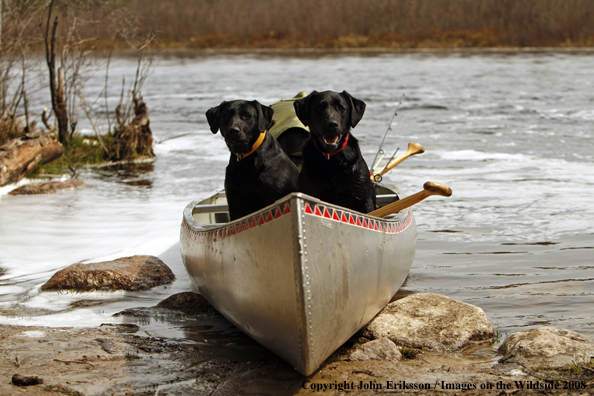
[135, 0, 594, 49]
[11, 0, 593, 50]
[3, 0, 594, 53]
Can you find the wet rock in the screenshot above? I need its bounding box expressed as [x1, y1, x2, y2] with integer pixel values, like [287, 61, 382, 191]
[8, 179, 86, 195]
[41, 255, 174, 292]
[349, 338, 402, 362]
[69, 300, 104, 309]
[362, 293, 494, 351]
[112, 307, 156, 318]
[114, 292, 219, 320]
[0, 304, 55, 318]
[156, 292, 217, 314]
[498, 327, 594, 367]
[11, 374, 43, 386]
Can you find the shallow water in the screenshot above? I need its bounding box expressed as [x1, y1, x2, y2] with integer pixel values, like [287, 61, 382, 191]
[1, 50, 593, 348]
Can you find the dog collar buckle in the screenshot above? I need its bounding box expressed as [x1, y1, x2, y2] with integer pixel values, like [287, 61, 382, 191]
[324, 152, 330, 160]
[234, 131, 266, 162]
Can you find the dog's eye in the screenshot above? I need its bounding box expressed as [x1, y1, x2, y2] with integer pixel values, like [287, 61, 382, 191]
[241, 113, 251, 120]
[337, 104, 346, 113]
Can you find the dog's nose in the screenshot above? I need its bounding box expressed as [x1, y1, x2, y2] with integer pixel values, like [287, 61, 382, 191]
[228, 127, 240, 136]
[327, 121, 339, 129]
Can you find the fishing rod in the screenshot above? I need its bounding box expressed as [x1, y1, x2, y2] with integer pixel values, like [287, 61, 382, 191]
[372, 147, 399, 183]
[370, 94, 404, 176]
[371, 142, 425, 182]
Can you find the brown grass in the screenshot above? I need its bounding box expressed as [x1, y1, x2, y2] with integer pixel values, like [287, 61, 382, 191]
[3, 0, 594, 50]
[128, 0, 594, 49]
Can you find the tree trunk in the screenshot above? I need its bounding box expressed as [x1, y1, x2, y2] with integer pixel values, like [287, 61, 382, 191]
[44, 2, 70, 145]
[109, 97, 155, 161]
[0, 132, 64, 186]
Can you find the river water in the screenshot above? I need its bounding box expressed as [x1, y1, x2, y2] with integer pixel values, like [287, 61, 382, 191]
[1, 50, 593, 346]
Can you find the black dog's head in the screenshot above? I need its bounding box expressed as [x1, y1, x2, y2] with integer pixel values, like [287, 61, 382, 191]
[293, 90, 366, 152]
[206, 100, 274, 154]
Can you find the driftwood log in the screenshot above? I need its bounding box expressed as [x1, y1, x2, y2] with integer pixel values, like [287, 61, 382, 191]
[0, 131, 64, 187]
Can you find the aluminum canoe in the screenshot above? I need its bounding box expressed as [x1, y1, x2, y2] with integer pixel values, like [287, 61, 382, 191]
[180, 185, 417, 376]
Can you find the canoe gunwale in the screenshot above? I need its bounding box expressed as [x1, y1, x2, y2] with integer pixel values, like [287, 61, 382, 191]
[182, 190, 409, 234]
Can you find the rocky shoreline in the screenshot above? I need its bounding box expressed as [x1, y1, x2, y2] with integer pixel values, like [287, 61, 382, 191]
[3, 318, 593, 395]
[2, 256, 593, 395]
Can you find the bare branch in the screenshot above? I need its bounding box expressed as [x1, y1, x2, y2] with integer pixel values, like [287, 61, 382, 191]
[42, 107, 54, 132]
[20, 53, 30, 131]
[104, 40, 116, 133]
[78, 89, 108, 156]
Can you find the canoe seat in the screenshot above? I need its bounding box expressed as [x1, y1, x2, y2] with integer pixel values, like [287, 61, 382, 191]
[192, 203, 229, 214]
[376, 194, 399, 206]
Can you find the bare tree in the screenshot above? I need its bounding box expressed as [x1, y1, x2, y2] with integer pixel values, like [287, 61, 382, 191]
[0, 0, 66, 187]
[44, 0, 70, 144]
[1, 0, 44, 144]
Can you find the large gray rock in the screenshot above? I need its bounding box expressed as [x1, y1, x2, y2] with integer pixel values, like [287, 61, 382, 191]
[41, 255, 175, 292]
[349, 338, 402, 362]
[498, 327, 594, 367]
[362, 293, 494, 351]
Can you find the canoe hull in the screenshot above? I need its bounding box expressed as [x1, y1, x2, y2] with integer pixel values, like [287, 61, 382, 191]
[181, 191, 416, 375]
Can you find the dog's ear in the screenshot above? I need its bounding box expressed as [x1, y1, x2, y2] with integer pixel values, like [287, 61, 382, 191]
[206, 104, 222, 134]
[341, 91, 366, 128]
[293, 91, 317, 127]
[252, 101, 274, 133]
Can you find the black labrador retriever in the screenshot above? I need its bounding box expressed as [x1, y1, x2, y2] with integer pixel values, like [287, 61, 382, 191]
[294, 90, 376, 213]
[206, 100, 299, 220]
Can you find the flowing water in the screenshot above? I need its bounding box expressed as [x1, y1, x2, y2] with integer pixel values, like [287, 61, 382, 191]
[1, 50, 593, 349]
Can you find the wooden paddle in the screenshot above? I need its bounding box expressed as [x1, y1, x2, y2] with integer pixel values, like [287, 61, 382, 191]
[371, 142, 425, 181]
[368, 181, 452, 218]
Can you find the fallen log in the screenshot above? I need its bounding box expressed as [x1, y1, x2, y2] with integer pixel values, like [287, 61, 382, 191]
[0, 131, 64, 187]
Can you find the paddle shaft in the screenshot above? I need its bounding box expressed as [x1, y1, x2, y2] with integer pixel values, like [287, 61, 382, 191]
[371, 142, 425, 181]
[368, 181, 452, 218]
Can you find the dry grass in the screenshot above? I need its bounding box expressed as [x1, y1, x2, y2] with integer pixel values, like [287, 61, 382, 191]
[4, 0, 594, 50]
[128, 0, 594, 49]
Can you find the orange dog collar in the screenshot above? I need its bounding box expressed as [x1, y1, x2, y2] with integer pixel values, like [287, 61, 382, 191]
[235, 131, 266, 161]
